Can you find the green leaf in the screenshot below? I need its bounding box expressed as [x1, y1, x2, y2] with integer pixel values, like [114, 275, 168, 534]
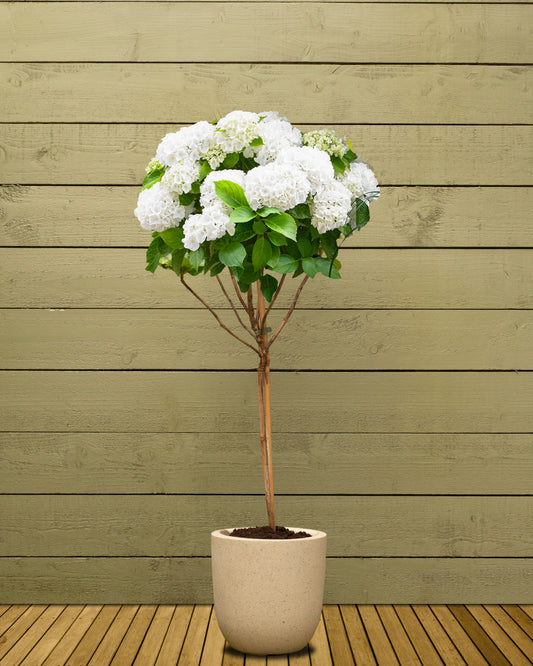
[190, 181, 201, 194]
[171, 248, 187, 274]
[285, 239, 301, 259]
[219, 241, 247, 267]
[214, 180, 249, 208]
[232, 221, 256, 243]
[209, 261, 225, 277]
[257, 206, 280, 218]
[237, 264, 261, 292]
[321, 230, 339, 260]
[252, 236, 272, 271]
[302, 257, 318, 278]
[330, 155, 346, 175]
[267, 230, 287, 247]
[230, 206, 256, 224]
[253, 219, 267, 234]
[145, 236, 162, 272]
[199, 161, 213, 181]
[274, 255, 300, 274]
[179, 191, 197, 206]
[264, 213, 298, 241]
[159, 227, 184, 249]
[188, 248, 204, 270]
[141, 167, 165, 191]
[289, 203, 311, 219]
[250, 136, 264, 147]
[344, 149, 357, 161]
[348, 198, 370, 232]
[315, 256, 341, 279]
[260, 274, 278, 302]
[221, 152, 240, 169]
[267, 244, 280, 269]
[297, 237, 312, 258]
[240, 155, 258, 171]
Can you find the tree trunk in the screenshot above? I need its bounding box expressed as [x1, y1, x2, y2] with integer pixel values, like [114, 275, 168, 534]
[256, 281, 276, 530]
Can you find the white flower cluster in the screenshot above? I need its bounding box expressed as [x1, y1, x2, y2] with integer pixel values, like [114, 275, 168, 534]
[340, 160, 380, 201]
[134, 182, 191, 232]
[181, 170, 246, 251]
[135, 111, 379, 250]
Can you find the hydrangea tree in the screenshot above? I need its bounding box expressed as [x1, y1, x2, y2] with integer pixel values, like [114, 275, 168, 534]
[135, 111, 379, 531]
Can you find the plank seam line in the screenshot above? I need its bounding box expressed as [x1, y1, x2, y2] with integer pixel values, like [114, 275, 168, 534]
[0, 368, 533, 375]
[2, 430, 533, 435]
[2, 61, 533, 66]
[3, 307, 533, 312]
[0, 492, 533, 499]
[0, 554, 533, 562]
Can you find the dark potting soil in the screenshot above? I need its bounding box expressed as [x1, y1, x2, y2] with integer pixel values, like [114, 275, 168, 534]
[229, 526, 312, 539]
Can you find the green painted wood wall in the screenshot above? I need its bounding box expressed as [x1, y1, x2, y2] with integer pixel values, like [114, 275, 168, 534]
[0, 0, 532, 603]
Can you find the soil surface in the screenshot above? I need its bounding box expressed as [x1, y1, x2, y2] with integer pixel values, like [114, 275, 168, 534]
[229, 526, 312, 539]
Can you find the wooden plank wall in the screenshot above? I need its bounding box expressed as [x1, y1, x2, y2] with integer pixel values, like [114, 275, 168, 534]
[0, 0, 532, 603]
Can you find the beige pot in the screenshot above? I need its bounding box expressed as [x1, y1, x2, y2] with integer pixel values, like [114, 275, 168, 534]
[211, 527, 327, 655]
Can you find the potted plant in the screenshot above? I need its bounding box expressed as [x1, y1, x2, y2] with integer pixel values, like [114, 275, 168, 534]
[134, 111, 379, 655]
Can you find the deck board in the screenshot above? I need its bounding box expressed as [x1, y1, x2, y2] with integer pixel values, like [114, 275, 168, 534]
[0, 606, 531, 664]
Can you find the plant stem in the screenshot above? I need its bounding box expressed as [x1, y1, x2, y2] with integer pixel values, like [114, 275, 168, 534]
[267, 275, 309, 349]
[256, 279, 276, 531]
[180, 274, 260, 356]
[215, 275, 256, 340]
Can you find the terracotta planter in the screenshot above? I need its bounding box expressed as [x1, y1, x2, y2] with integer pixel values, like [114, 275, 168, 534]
[211, 527, 327, 655]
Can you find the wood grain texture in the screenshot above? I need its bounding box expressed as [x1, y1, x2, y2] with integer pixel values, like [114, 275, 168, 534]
[2, 124, 530, 186]
[2, 249, 532, 309]
[3, 309, 531, 370]
[1, 558, 531, 604]
[2, 495, 531, 557]
[2, 186, 533, 248]
[7, 0, 531, 4]
[2, 433, 531, 495]
[2, 64, 530, 123]
[1, 370, 532, 433]
[2, 3, 530, 63]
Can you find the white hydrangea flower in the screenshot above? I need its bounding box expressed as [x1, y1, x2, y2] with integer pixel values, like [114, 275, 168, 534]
[339, 160, 380, 201]
[161, 159, 201, 196]
[182, 204, 234, 251]
[276, 146, 334, 193]
[182, 214, 206, 251]
[156, 121, 216, 166]
[245, 163, 311, 212]
[254, 116, 302, 165]
[310, 181, 352, 233]
[215, 111, 260, 154]
[200, 169, 246, 208]
[134, 182, 189, 232]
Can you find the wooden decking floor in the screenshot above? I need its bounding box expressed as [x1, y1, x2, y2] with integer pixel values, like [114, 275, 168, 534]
[0, 605, 532, 665]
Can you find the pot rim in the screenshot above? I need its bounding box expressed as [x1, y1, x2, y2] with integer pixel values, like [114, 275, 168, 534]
[211, 527, 327, 541]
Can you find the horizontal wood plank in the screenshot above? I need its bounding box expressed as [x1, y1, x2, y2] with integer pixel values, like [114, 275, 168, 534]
[1, 371, 531, 433]
[7, 0, 531, 4]
[2, 309, 531, 370]
[1, 495, 531, 557]
[1, 248, 531, 309]
[0, 558, 530, 604]
[2, 186, 532, 248]
[2, 124, 530, 186]
[2, 433, 532, 495]
[2, 4, 530, 63]
[2, 64, 530, 123]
